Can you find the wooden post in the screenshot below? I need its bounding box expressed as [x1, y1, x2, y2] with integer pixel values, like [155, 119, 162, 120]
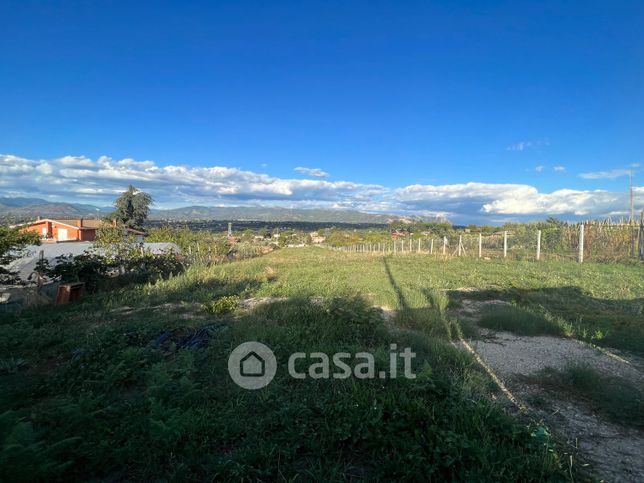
[637, 210, 644, 261]
[417, 238, 421, 253]
[430, 238, 434, 255]
[478, 233, 482, 258]
[536, 230, 541, 261]
[442, 236, 447, 255]
[503, 231, 508, 258]
[578, 224, 584, 263]
[457, 235, 462, 256]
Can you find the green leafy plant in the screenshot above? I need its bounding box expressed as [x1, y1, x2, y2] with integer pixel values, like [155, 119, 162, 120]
[201, 295, 240, 315]
[0, 225, 40, 284]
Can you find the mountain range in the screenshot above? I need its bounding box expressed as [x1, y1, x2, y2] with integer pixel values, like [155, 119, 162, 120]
[0, 198, 435, 224]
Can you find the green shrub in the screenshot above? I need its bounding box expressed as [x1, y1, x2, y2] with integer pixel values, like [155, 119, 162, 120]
[201, 295, 240, 315]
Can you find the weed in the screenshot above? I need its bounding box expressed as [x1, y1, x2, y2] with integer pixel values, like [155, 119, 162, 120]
[530, 362, 644, 428]
[201, 295, 240, 315]
[478, 304, 570, 337]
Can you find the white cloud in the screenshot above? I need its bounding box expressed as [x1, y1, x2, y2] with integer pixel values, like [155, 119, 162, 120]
[553, 166, 566, 172]
[579, 169, 631, 180]
[1, 153, 641, 224]
[506, 139, 550, 151]
[393, 182, 643, 222]
[507, 141, 532, 151]
[0, 154, 379, 207]
[535, 165, 544, 173]
[294, 167, 330, 178]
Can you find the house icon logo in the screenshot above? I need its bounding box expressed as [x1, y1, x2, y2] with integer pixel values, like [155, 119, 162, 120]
[240, 351, 265, 377]
[228, 342, 277, 389]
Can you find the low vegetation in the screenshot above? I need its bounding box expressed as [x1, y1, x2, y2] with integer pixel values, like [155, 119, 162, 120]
[201, 294, 240, 315]
[527, 362, 644, 429]
[1, 246, 642, 480]
[478, 304, 571, 337]
[0, 294, 566, 480]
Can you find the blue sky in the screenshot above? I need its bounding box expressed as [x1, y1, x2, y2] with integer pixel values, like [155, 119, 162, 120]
[1, 1, 642, 223]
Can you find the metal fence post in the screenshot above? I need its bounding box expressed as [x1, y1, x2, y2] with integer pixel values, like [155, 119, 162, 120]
[503, 231, 508, 258]
[536, 230, 541, 261]
[478, 233, 482, 258]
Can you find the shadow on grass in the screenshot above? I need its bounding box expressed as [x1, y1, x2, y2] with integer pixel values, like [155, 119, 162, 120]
[383, 258, 461, 340]
[522, 362, 644, 429]
[1, 257, 578, 482]
[478, 304, 569, 337]
[446, 286, 644, 356]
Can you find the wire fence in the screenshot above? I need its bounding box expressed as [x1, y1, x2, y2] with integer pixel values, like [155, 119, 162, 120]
[329, 222, 644, 263]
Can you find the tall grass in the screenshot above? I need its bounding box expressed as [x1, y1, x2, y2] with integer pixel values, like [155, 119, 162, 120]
[530, 362, 644, 429]
[478, 304, 573, 337]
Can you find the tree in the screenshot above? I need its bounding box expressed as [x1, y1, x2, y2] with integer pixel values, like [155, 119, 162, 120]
[111, 185, 153, 229]
[0, 226, 40, 284]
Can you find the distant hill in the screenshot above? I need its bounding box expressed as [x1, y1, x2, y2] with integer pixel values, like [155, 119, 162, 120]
[0, 200, 440, 224]
[0, 201, 112, 222]
[148, 205, 404, 223]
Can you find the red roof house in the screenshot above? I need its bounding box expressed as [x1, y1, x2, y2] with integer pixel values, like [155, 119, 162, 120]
[18, 218, 146, 243]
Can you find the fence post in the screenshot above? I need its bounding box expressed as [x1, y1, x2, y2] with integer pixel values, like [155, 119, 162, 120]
[638, 210, 644, 261]
[478, 233, 482, 258]
[458, 235, 462, 256]
[578, 224, 584, 263]
[443, 236, 447, 255]
[417, 238, 421, 253]
[430, 238, 434, 255]
[536, 230, 541, 261]
[503, 231, 508, 258]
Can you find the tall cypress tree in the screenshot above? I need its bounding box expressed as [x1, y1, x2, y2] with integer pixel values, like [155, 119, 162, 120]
[112, 185, 153, 229]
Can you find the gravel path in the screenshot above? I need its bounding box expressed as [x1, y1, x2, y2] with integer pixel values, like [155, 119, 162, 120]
[453, 298, 644, 482]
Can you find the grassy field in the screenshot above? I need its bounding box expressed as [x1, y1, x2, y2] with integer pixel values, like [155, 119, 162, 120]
[1, 247, 642, 480]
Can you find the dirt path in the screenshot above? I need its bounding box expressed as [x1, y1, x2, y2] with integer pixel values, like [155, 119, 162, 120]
[452, 298, 644, 482]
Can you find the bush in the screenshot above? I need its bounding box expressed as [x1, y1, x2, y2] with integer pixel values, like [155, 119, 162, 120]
[45, 251, 184, 292]
[201, 295, 240, 315]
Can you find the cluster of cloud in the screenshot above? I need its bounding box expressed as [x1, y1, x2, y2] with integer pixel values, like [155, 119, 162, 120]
[533, 165, 566, 173]
[294, 167, 329, 178]
[1, 154, 641, 223]
[506, 139, 550, 151]
[579, 168, 634, 180]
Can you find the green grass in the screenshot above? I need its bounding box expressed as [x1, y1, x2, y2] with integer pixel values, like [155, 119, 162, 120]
[528, 362, 644, 429]
[1, 247, 642, 480]
[478, 304, 572, 337]
[137, 248, 642, 354]
[0, 295, 567, 481]
[201, 294, 240, 315]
